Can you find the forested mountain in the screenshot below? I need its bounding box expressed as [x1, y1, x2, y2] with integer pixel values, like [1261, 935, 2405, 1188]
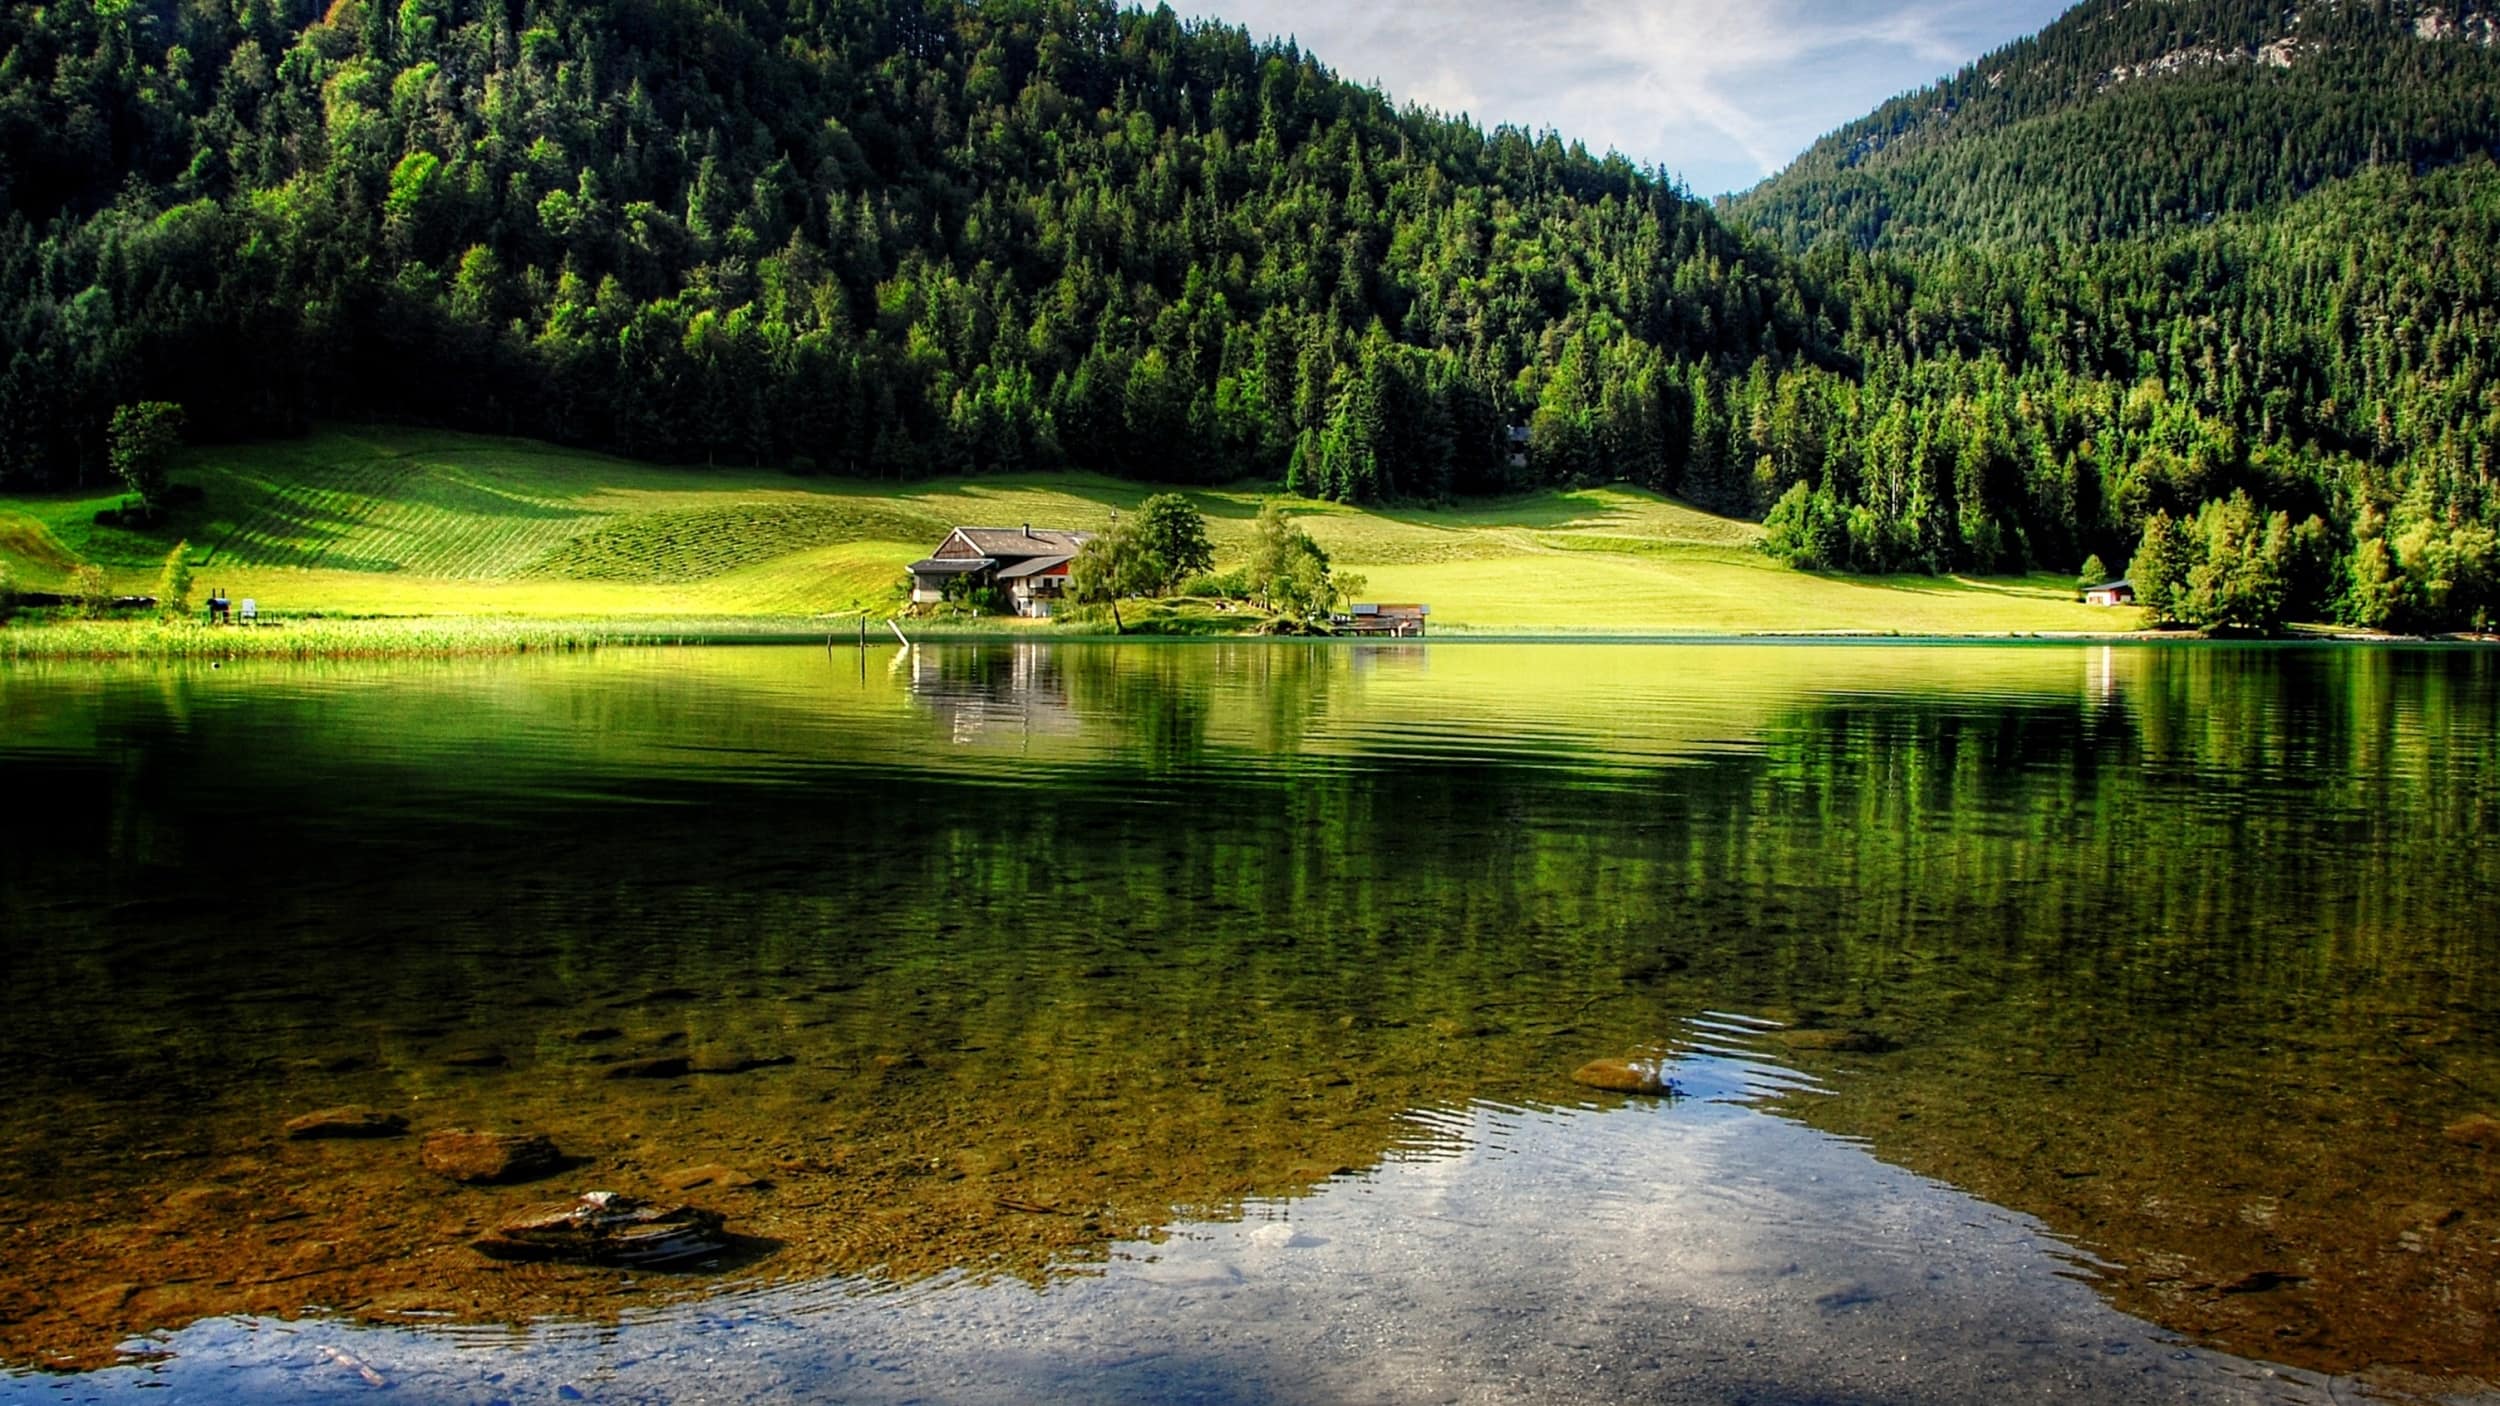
[1728, 0, 2500, 254]
[1749, 159, 2500, 628]
[2, 0, 2497, 629]
[0, 0, 1832, 501]
[1711, 0, 2500, 629]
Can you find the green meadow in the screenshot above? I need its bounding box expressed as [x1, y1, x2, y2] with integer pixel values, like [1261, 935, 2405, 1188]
[0, 426, 2135, 638]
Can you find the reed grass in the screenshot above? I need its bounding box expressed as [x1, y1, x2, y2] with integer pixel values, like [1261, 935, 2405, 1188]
[0, 614, 843, 660]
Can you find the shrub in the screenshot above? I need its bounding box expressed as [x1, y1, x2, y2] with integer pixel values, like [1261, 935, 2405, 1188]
[1179, 567, 1252, 600]
[939, 575, 1004, 614]
[70, 563, 111, 617]
[1762, 481, 1849, 570]
[155, 541, 194, 619]
[1245, 502, 1349, 620]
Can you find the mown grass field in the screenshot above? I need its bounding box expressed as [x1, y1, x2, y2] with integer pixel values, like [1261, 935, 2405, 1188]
[0, 425, 2137, 635]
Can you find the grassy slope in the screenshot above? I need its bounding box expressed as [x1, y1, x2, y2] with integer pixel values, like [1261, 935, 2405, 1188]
[0, 426, 2136, 634]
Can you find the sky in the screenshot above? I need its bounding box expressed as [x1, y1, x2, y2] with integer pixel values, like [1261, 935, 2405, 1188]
[1181, 0, 2075, 198]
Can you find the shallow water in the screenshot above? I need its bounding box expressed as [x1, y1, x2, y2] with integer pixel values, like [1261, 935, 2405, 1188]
[1, 642, 2495, 1402]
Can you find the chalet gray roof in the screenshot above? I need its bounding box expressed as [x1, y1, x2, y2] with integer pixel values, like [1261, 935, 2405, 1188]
[907, 556, 993, 575]
[945, 526, 1094, 558]
[993, 553, 1078, 580]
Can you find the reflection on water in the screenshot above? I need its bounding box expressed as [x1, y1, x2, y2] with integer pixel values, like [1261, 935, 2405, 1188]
[1, 642, 2496, 1401]
[1, 1044, 2345, 1406]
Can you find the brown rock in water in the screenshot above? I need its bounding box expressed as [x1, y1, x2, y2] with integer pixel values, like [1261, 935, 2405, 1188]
[2216, 1269, 2306, 1296]
[2397, 1201, 2464, 1234]
[472, 1192, 729, 1266]
[688, 1052, 796, 1075]
[422, 1130, 565, 1185]
[1571, 1059, 1675, 1096]
[1619, 955, 1690, 983]
[159, 1185, 250, 1218]
[659, 1163, 770, 1192]
[604, 1056, 691, 1080]
[76, 1283, 141, 1317]
[1775, 1028, 1897, 1054]
[2444, 1114, 2500, 1148]
[284, 1107, 409, 1140]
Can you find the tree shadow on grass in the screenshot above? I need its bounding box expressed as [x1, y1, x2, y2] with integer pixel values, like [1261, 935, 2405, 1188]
[1838, 573, 2082, 602]
[1366, 487, 1635, 535]
[872, 478, 1273, 538]
[194, 456, 610, 573]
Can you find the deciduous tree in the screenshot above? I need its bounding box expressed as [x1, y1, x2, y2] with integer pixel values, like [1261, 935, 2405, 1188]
[1247, 502, 1348, 623]
[1132, 494, 1215, 595]
[108, 403, 186, 513]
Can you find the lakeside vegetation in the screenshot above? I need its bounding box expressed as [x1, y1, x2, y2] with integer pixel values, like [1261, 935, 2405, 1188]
[0, 427, 2137, 649]
[0, 615, 793, 661]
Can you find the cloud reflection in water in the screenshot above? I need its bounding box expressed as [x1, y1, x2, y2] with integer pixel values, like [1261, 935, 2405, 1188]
[14, 1050, 2345, 1406]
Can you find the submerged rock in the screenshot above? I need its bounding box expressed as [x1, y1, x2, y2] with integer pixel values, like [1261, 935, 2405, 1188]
[659, 1163, 770, 1192]
[1619, 955, 1691, 983]
[2444, 1114, 2500, 1148]
[688, 1052, 795, 1075]
[1775, 1027, 1898, 1054]
[283, 1107, 409, 1140]
[603, 1056, 691, 1080]
[2216, 1268, 2306, 1296]
[1571, 1059, 1678, 1096]
[472, 1192, 729, 1266]
[422, 1130, 566, 1184]
[158, 1184, 250, 1218]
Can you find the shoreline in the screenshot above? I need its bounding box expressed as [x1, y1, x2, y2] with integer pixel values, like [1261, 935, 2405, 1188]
[0, 613, 2485, 660]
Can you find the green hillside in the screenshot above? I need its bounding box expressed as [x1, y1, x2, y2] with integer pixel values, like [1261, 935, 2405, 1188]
[0, 427, 2123, 635]
[1729, 0, 2500, 253]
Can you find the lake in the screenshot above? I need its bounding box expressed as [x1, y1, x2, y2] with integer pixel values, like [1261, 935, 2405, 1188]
[1, 641, 2495, 1404]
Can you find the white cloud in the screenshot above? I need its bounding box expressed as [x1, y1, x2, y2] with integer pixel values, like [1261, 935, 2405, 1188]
[1181, 0, 2072, 196]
